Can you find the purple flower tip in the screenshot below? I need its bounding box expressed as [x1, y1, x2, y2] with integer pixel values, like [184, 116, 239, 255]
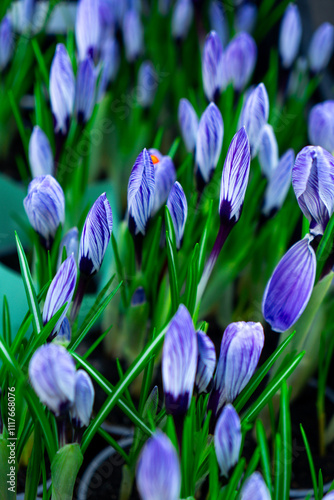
[50, 44, 75, 135]
[240, 472, 271, 500]
[196, 330, 216, 393]
[178, 98, 199, 153]
[202, 31, 224, 102]
[71, 369, 95, 427]
[214, 404, 241, 477]
[308, 100, 334, 153]
[167, 181, 188, 250]
[279, 3, 302, 68]
[29, 126, 54, 178]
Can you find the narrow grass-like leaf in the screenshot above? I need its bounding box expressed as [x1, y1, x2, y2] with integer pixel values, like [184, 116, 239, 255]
[97, 427, 130, 464]
[2, 296, 11, 346]
[32, 39, 50, 87]
[316, 211, 334, 281]
[82, 326, 113, 360]
[165, 232, 179, 315]
[111, 234, 128, 306]
[274, 434, 281, 500]
[184, 244, 199, 316]
[168, 137, 180, 159]
[300, 424, 319, 500]
[24, 421, 42, 500]
[256, 420, 272, 493]
[279, 382, 292, 500]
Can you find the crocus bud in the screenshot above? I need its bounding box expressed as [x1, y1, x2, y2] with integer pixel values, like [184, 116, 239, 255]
[214, 404, 241, 477]
[162, 304, 198, 416]
[219, 127, 251, 225]
[202, 31, 224, 102]
[23, 175, 65, 247]
[123, 9, 144, 62]
[79, 193, 113, 276]
[43, 254, 77, 335]
[308, 22, 334, 74]
[279, 3, 302, 68]
[239, 83, 269, 157]
[128, 149, 155, 236]
[75, 57, 97, 124]
[137, 61, 158, 108]
[167, 181, 188, 250]
[56, 317, 71, 345]
[209, 322, 264, 417]
[258, 124, 279, 179]
[29, 344, 76, 415]
[240, 472, 271, 500]
[172, 0, 194, 41]
[209, 1, 229, 47]
[98, 36, 120, 100]
[150, 152, 176, 215]
[71, 370, 95, 427]
[292, 145, 334, 236]
[136, 431, 181, 500]
[196, 330, 216, 393]
[235, 3, 257, 34]
[262, 149, 294, 216]
[76, 0, 101, 61]
[224, 32, 257, 92]
[0, 16, 13, 71]
[159, 0, 172, 16]
[28, 126, 54, 178]
[309, 101, 334, 153]
[262, 234, 316, 332]
[50, 44, 75, 135]
[178, 98, 199, 153]
[195, 103, 224, 187]
[57, 227, 79, 269]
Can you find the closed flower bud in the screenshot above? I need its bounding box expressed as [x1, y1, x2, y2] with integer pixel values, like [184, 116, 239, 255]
[258, 124, 279, 179]
[28, 126, 54, 178]
[209, 1, 229, 47]
[262, 149, 294, 216]
[23, 175, 65, 247]
[172, 0, 194, 41]
[50, 44, 75, 135]
[178, 98, 199, 153]
[309, 22, 334, 73]
[79, 193, 113, 276]
[29, 344, 76, 415]
[57, 227, 79, 269]
[128, 149, 155, 236]
[214, 404, 241, 477]
[239, 82, 269, 157]
[224, 32, 257, 92]
[235, 3, 257, 34]
[0, 16, 13, 71]
[292, 145, 334, 236]
[137, 61, 158, 108]
[240, 472, 271, 500]
[136, 431, 181, 500]
[196, 330, 216, 393]
[202, 31, 224, 102]
[75, 57, 97, 124]
[262, 234, 316, 332]
[123, 9, 144, 62]
[71, 370, 95, 427]
[159, 0, 172, 16]
[150, 151, 176, 216]
[279, 3, 302, 68]
[196, 103, 224, 186]
[167, 181, 188, 249]
[162, 304, 198, 415]
[309, 101, 334, 153]
[98, 36, 120, 100]
[76, 0, 101, 61]
[55, 317, 71, 345]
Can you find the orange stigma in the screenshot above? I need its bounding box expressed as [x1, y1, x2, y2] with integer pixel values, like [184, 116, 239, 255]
[150, 154, 160, 164]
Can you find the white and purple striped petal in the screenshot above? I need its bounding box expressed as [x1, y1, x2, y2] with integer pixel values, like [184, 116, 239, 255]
[57, 227, 79, 269]
[167, 181, 188, 250]
[50, 44, 75, 135]
[76, 0, 101, 61]
[279, 3, 302, 68]
[308, 101, 334, 153]
[196, 330, 216, 394]
[172, 0, 194, 41]
[239, 82, 269, 157]
[258, 124, 279, 179]
[151, 154, 176, 216]
[240, 472, 271, 500]
[214, 404, 241, 477]
[262, 149, 294, 216]
[28, 126, 54, 178]
[0, 16, 13, 71]
[202, 31, 224, 102]
[71, 370, 95, 427]
[178, 98, 199, 153]
[75, 57, 97, 124]
[196, 103, 224, 184]
[209, 1, 229, 47]
[223, 32, 257, 92]
[309, 22, 334, 74]
[122, 8, 143, 62]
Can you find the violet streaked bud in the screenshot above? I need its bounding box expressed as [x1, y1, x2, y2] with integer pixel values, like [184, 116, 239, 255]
[224, 32, 257, 92]
[202, 31, 224, 102]
[98, 36, 120, 100]
[76, 0, 101, 61]
[57, 227, 79, 269]
[209, 1, 229, 47]
[75, 57, 97, 124]
[79, 193, 113, 276]
[309, 101, 334, 153]
[292, 145, 334, 236]
[128, 149, 155, 236]
[137, 61, 158, 108]
[235, 3, 257, 34]
[162, 304, 198, 416]
[219, 127, 251, 225]
[150, 152, 176, 216]
[0, 16, 13, 71]
[55, 317, 71, 345]
[196, 330, 216, 393]
[240, 472, 271, 500]
[214, 404, 241, 477]
[262, 149, 294, 216]
[29, 344, 76, 415]
[258, 124, 279, 179]
[123, 9, 144, 62]
[28, 126, 54, 178]
[172, 0, 194, 41]
[167, 181, 188, 250]
[50, 44, 75, 135]
[262, 234, 316, 332]
[178, 98, 199, 153]
[23, 175, 65, 247]
[136, 431, 181, 500]
[71, 370, 95, 427]
[195, 102, 224, 186]
[279, 3, 302, 69]
[239, 82, 269, 157]
[308, 22, 334, 74]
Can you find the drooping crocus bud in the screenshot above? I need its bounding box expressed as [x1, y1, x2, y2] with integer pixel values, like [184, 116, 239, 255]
[178, 98, 198, 153]
[235, 3, 258, 34]
[214, 404, 241, 477]
[262, 234, 316, 332]
[29, 343, 76, 415]
[167, 181, 188, 250]
[57, 227, 79, 269]
[202, 31, 224, 102]
[196, 330, 216, 393]
[209, 1, 229, 47]
[292, 145, 334, 236]
[55, 317, 71, 345]
[79, 193, 113, 276]
[136, 431, 181, 500]
[279, 3, 302, 69]
[195, 103, 224, 187]
[75, 57, 97, 124]
[308, 101, 334, 153]
[71, 370, 95, 427]
[239, 82, 269, 157]
[76, 0, 101, 61]
[28, 126, 54, 178]
[262, 149, 294, 216]
[162, 304, 197, 416]
[137, 61, 158, 108]
[0, 16, 13, 71]
[23, 175, 65, 247]
[172, 0, 194, 41]
[258, 124, 279, 179]
[98, 36, 120, 100]
[150, 152, 176, 216]
[308, 22, 334, 74]
[209, 322, 264, 417]
[240, 472, 271, 500]
[122, 9, 144, 62]
[50, 44, 75, 135]
[223, 32, 257, 92]
[128, 149, 155, 236]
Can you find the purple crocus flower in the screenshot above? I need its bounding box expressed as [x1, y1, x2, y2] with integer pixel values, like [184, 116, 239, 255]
[71, 370, 95, 427]
[223, 32, 257, 92]
[49, 44, 75, 135]
[79, 193, 113, 276]
[75, 57, 97, 124]
[178, 98, 199, 153]
[196, 330, 216, 393]
[258, 124, 279, 179]
[309, 101, 334, 153]
[279, 3, 302, 68]
[0, 16, 13, 71]
[172, 0, 194, 41]
[240, 472, 271, 500]
[29, 343, 76, 415]
[150, 151, 176, 216]
[122, 8, 144, 62]
[76, 0, 101, 61]
[98, 36, 120, 100]
[28, 126, 54, 178]
[136, 431, 181, 500]
[202, 31, 224, 102]
[137, 61, 158, 108]
[23, 175, 65, 247]
[235, 3, 258, 34]
[56, 317, 71, 345]
[309, 22, 334, 74]
[292, 145, 334, 236]
[208, 1, 229, 47]
[262, 149, 294, 216]
[57, 227, 79, 269]
[239, 82, 269, 157]
[214, 404, 241, 477]
[167, 181, 188, 250]
[262, 234, 316, 332]
[162, 304, 198, 416]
